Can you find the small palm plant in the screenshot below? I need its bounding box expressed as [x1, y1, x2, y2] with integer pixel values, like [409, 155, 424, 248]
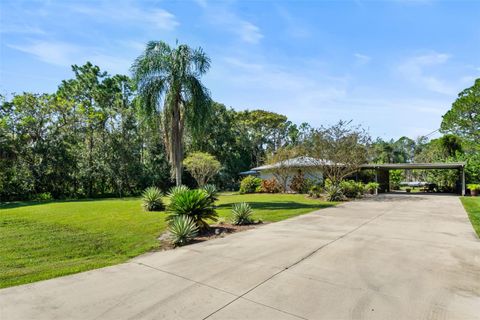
[169, 215, 199, 246]
[231, 202, 254, 225]
[142, 187, 164, 211]
[167, 189, 218, 229]
[202, 184, 218, 204]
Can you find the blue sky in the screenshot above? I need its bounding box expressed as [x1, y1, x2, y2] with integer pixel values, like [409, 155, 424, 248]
[1, 0, 479, 140]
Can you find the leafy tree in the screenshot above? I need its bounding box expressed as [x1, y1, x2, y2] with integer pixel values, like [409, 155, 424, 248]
[441, 78, 480, 142]
[132, 41, 212, 186]
[183, 152, 221, 187]
[307, 121, 371, 186]
[267, 146, 300, 192]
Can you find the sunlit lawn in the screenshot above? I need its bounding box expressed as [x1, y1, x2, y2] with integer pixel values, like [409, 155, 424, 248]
[0, 193, 335, 288]
[461, 197, 480, 238]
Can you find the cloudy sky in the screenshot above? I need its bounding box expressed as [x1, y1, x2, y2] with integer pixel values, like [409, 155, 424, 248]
[1, 0, 479, 139]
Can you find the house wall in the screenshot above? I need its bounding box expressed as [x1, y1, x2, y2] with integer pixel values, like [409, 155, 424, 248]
[258, 169, 323, 191]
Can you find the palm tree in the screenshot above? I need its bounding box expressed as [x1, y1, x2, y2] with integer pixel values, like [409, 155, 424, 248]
[132, 41, 212, 185]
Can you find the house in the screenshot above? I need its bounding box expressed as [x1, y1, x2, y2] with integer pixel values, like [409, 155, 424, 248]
[241, 157, 327, 191]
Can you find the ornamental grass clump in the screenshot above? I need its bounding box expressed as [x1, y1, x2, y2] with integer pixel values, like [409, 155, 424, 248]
[141, 187, 165, 211]
[231, 202, 254, 225]
[168, 215, 199, 246]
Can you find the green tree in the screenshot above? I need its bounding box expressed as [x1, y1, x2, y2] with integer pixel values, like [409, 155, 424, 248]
[132, 41, 212, 186]
[183, 152, 221, 187]
[441, 78, 480, 142]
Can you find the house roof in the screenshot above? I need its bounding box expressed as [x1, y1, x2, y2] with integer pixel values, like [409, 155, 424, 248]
[360, 162, 466, 170]
[249, 157, 466, 172]
[250, 157, 334, 171]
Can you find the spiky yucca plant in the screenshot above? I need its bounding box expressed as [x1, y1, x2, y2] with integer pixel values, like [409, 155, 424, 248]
[167, 185, 190, 198]
[167, 189, 218, 229]
[142, 187, 165, 211]
[231, 202, 253, 225]
[202, 184, 218, 203]
[169, 215, 199, 246]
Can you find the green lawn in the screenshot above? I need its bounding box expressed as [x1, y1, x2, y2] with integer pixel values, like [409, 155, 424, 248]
[461, 197, 480, 238]
[0, 193, 335, 288]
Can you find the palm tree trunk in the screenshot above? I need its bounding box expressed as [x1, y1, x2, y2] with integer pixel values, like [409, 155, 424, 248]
[172, 98, 183, 186]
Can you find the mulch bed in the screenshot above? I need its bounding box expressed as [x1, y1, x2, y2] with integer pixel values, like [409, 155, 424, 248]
[157, 222, 264, 250]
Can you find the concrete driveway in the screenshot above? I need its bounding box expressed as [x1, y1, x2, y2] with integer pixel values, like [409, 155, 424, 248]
[1, 194, 479, 319]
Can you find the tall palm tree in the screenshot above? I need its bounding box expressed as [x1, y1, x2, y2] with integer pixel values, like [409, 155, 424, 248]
[132, 41, 212, 186]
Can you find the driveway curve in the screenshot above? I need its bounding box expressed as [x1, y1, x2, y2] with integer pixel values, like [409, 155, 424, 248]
[1, 194, 479, 319]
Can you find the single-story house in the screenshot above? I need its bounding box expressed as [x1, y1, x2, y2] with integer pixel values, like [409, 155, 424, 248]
[240, 157, 327, 191]
[240, 157, 467, 194]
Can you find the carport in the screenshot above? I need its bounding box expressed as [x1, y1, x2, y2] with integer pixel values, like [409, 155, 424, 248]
[360, 162, 467, 195]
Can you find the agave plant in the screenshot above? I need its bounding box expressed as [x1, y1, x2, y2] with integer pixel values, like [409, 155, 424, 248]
[325, 184, 343, 202]
[141, 187, 165, 211]
[202, 184, 218, 204]
[167, 185, 190, 198]
[167, 189, 218, 229]
[169, 215, 199, 246]
[231, 202, 253, 225]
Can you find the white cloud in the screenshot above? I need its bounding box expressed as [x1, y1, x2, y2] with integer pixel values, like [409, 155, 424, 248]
[397, 52, 455, 94]
[237, 21, 263, 44]
[8, 40, 132, 73]
[8, 41, 80, 66]
[67, 2, 179, 31]
[354, 53, 371, 65]
[196, 4, 263, 44]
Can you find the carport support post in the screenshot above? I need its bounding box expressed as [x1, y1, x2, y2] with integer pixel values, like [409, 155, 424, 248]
[461, 166, 465, 196]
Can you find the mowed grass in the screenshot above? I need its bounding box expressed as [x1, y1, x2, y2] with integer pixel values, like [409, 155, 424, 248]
[0, 193, 335, 288]
[461, 197, 480, 238]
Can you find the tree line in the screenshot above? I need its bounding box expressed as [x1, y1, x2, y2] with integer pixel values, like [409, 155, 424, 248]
[1, 41, 478, 200]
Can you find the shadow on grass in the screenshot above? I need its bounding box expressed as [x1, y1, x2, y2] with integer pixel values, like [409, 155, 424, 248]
[217, 201, 335, 210]
[0, 197, 140, 210]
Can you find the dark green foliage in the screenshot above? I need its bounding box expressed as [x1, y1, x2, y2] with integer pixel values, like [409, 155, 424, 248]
[239, 176, 262, 194]
[141, 187, 164, 211]
[231, 202, 254, 225]
[0, 64, 171, 201]
[365, 182, 380, 194]
[167, 189, 218, 229]
[168, 215, 199, 246]
[339, 180, 365, 198]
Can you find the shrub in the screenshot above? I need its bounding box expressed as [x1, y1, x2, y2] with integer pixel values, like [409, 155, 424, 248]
[33, 192, 53, 201]
[289, 171, 309, 193]
[202, 184, 218, 203]
[169, 215, 199, 246]
[231, 202, 254, 225]
[468, 184, 480, 191]
[183, 152, 221, 187]
[261, 178, 281, 193]
[167, 185, 190, 198]
[239, 175, 262, 194]
[167, 189, 218, 229]
[339, 180, 365, 198]
[308, 184, 323, 198]
[325, 183, 343, 201]
[365, 182, 380, 194]
[141, 187, 164, 211]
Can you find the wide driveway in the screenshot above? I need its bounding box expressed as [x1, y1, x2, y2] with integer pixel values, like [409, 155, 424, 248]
[1, 194, 479, 319]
